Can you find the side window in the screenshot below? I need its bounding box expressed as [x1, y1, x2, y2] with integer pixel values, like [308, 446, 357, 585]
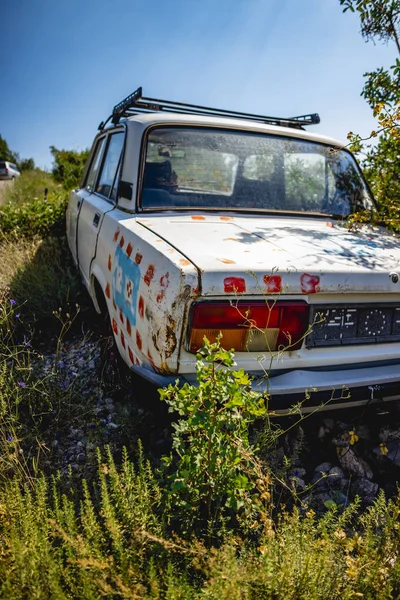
[110, 162, 122, 201]
[86, 137, 106, 192]
[96, 132, 124, 199]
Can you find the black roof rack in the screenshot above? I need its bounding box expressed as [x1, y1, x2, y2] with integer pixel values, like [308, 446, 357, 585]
[98, 87, 320, 131]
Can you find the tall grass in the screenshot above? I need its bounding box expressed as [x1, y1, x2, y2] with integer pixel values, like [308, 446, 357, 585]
[2, 169, 61, 207]
[1, 446, 400, 599]
[8, 236, 82, 325]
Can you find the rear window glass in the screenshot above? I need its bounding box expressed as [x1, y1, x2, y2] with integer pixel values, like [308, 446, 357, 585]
[141, 127, 374, 216]
[0, 162, 5, 168]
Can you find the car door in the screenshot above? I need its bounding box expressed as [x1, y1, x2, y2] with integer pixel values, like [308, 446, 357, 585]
[67, 135, 106, 265]
[76, 130, 125, 288]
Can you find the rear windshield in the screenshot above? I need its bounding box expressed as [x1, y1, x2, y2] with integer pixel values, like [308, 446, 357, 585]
[141, 127, 374, 216]
[0, 162, 5, 168]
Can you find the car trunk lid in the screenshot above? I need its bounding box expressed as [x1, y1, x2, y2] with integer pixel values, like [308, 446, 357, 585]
[138, 214, 400, 296]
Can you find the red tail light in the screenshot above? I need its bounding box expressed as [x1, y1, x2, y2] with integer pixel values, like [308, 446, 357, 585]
[188, 300, 309, 353]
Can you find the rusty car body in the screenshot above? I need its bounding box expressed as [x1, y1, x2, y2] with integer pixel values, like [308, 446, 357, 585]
[66, 88, 400, 412]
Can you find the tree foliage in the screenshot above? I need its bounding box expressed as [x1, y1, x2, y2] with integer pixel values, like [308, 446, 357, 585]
[50, 145, 89, 190]
[339, 0, 400, 51]
[340, 0, 400, 232]
[0, 135, 18, 163]
[18, 158, 35, 172]
[361, 60, 400, 229]
[0, 135, 35, 172]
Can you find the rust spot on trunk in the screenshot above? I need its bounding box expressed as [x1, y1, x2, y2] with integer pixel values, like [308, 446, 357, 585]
[138, 296, 144, 318]
[120, 331, 126, 349]
[135, 252, 143, 265]
[128, 347, 134, 363]
[218, 258, 236, 264]
[119, 310, 124, 324]
[300, 273, 320, 294]
[152, 316, 177, 359]
[263, 275, 282, 294]
[224, 277, 246, 293]
[191, 215, 205, 220]
[105, 283, 111, 299]
[119, 236, 125, 248]
[126, 242, 133, 257]
[179, 258, 191, 267]
[144, 265, 155, 286]
[108, 255, 112, 271]
[136, 331, 142, 350]
[220, 216, 232, 221]
[113, 228, 120, 243]
[156, 273, 170, 303]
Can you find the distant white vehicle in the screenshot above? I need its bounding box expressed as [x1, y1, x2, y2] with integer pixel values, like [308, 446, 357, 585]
[66, 87, 400, 413]
[0, 161, 20, 180]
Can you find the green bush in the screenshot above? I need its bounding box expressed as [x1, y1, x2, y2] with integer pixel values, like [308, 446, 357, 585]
[160, 336, 268, 537]
[0, 167, 81, 324]
[50, 146, 89, 190]
[0, 193, 68, 241]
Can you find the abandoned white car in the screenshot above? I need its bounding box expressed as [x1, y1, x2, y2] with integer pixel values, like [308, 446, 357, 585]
[66, 88, 400, 412]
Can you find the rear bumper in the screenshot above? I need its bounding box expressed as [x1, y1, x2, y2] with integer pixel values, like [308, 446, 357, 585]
[132, 362, 400, 414]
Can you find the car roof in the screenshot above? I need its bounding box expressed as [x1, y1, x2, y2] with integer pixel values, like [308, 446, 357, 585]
[121, 111, 346, 148]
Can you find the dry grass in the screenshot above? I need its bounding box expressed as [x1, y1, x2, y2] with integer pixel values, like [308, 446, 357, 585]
[0, 237, 41, 290]
[0, 180, 12, 206]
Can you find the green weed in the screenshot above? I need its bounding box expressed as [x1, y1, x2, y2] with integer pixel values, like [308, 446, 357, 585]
[160, 335, 269, 537]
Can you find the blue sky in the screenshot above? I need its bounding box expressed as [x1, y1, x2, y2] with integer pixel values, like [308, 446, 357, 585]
[0, 0, 397, 169]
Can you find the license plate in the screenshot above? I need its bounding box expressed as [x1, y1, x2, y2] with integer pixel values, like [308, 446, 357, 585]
[307, 304, 400, 347]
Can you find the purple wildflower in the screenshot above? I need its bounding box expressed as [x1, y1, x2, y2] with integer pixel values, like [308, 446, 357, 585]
[61, 381, 67, 389]
[10, 299, 16, 306]
[57, 361, 66, 368]
[6, 435, 13, 442]
[17, 381, 26, 388]
[15, 313, 20, 319]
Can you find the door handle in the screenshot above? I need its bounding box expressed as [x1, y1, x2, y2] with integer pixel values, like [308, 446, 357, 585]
[93, 213, 100, 227]
[77, 200, 81, 209]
